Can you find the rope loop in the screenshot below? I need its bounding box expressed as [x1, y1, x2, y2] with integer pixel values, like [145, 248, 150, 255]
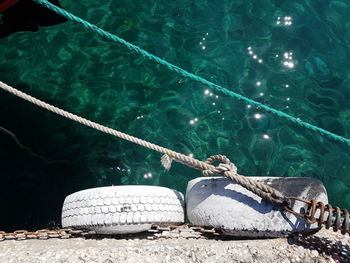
[203, 155, 237, 176]
[202, 155, 289, 206]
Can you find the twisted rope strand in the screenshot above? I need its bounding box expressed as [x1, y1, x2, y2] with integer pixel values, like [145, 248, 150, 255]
[0, 80, 287, 205]
[31, 0, 350, 147]
[203, 155, 287, 204]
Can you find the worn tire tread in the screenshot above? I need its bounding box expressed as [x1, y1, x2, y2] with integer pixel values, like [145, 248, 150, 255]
[62, 185, 184, 233]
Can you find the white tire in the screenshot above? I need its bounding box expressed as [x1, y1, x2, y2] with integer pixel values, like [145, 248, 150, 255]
[186, 177, 328, 237]
[62, 185, 185, 234]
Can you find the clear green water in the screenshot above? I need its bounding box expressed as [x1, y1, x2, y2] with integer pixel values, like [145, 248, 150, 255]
[1, 0, 350, 230]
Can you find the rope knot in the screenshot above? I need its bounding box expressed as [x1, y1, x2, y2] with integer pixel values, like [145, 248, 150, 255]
[202, 154, 289, 206]
[203, 155, 237, 176]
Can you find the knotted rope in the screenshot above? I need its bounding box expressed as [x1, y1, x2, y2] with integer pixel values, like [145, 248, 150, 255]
[204, 155, 288, 204]
[0, 80, 288, 206]
[30, 0, 350, 147]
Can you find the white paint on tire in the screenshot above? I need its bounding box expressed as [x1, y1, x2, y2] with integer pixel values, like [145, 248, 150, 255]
[186, 177, 328, 237]
[62, 185, 184, 234]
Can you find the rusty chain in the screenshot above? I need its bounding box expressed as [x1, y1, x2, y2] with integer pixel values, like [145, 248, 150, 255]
[0, 229, 91, 241]
[285, 197, 350, 235]
[0, 225, 221, 242]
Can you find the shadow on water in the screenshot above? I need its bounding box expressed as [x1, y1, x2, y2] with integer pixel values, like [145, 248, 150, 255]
[0, 94, 100, 231]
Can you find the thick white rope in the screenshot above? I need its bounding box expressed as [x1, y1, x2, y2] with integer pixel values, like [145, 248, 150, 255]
[0, 80, 288, 205]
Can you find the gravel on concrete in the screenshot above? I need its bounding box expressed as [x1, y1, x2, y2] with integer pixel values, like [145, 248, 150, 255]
[0, 228, 349, 263]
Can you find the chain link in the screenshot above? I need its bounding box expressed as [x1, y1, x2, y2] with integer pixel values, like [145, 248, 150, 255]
[0, 229, 92, 241]
[285, 197, 350, 235]
[145, 225, 221, 240]
[0, 225, 222, 242]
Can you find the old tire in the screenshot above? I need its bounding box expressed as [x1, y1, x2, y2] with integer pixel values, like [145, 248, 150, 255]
[186, 176, 328, 237]
[62, 185, 185, 234]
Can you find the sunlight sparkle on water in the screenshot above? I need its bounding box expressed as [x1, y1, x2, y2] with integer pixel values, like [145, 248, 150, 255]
[247, 47, 263, 63]
[144, 173, 152, 179]
[263, 134, 270, 139]
[254, 113, 262, 119]
[284, 61, 295, 68]
[282, 52, 295, 68]
[276, 16, 293, 26]
[189, 118, 199, 125]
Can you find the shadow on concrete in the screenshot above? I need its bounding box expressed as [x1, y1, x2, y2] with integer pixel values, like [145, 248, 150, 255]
[288, 232, 350, 262]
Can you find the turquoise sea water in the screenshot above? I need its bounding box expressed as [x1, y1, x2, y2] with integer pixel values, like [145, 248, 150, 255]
[1, 0, 350, 231]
